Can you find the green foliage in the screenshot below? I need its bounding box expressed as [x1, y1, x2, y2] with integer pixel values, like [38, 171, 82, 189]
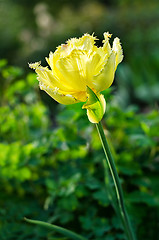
[1, 1, 159, 239]
[0, 60, 159, 240]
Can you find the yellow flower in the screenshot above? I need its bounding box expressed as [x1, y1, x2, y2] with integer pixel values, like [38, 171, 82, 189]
[29, 32, 123, 123]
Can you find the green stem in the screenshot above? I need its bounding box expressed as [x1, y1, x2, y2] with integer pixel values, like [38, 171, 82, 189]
[96, 121, 136, 240]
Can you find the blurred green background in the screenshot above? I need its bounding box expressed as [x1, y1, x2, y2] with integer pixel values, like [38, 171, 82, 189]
[0, 0, 159, 239]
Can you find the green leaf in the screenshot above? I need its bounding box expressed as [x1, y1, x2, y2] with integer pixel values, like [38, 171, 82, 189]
[24, 218, 87, 240]
[82, 87, 106, 123]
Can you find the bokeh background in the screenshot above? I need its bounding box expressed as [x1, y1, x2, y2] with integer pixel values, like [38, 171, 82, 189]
[0, 0, 159, 239]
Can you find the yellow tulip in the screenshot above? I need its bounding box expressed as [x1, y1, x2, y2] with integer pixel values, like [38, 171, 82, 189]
[29, 32, 123, 123]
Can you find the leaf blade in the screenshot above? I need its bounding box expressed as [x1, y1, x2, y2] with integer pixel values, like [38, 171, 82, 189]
[24, 218, 87, 240]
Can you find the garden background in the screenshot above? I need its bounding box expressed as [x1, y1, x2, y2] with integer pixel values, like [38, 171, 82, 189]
[0, 0, 159, 239]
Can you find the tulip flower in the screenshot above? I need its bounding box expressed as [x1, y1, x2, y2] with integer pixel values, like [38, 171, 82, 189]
[29, 32, 123, 123]
[28, 33, 136, 240]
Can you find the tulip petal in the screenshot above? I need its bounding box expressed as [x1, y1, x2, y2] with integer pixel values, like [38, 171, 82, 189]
[55, 49, 88, 91]
[102, 32, 112, 55]
[29, 61, 74, 93]
[92, 51, 116, 92]
[29, 62, 60, 90]
[46, 91, 79, 105]
[86, 47, 109, 82]
[50, 34, 96, 62]
[41, 84, 80, 105]
[29, 62, 82, 104]
[69, 33, 97, 53]
[46, 51, 78, 92]
[112, 37, 123, 70]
